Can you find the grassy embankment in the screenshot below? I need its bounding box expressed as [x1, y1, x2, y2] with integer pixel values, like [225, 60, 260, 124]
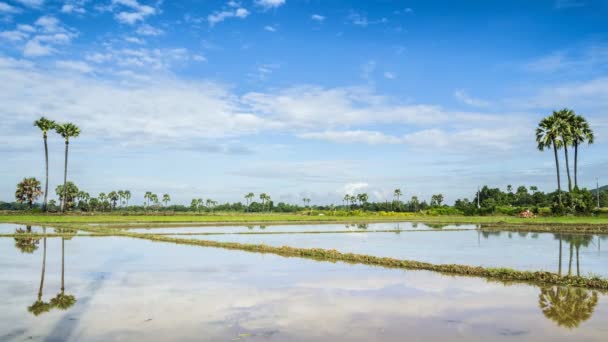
[2, 212, 608, 226]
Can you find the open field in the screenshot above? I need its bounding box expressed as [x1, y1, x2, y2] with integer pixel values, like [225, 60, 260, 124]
[2, 212, 608, 226]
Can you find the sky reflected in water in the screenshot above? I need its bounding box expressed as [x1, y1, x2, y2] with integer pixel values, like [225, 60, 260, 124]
[1, 235, 608, 341]
[179, 230, 608, 277]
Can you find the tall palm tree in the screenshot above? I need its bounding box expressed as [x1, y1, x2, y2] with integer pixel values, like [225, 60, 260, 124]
[108, 191, 119, 210]
[554, 109, 576, 192]
[568, 114, 594, 189]
[393, 188, 402, 202]
[536, 114, 564, 202]
[260, 193, 268, 211]
[162, 194, 171, 207]
[118, 190, 125, 207]
[54, 123, 80, 212]
[144, 191, 152, 208]
[245, 193, 254, 212]
[34, 117, 56, 212]
[124, 190, 131, 208]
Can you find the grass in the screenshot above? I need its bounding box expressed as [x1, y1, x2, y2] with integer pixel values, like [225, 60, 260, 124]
[2, 212, 608, 226]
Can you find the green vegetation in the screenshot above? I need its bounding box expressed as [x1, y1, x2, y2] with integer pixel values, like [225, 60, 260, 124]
[2, 212, 608, 226]
[15, 178, 43, 209]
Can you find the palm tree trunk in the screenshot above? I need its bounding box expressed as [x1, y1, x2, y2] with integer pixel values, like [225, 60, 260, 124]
[552, 141, 562, 203]
[568, 242, 573, 276]
[43, 134, 49, 212]
[38, 228, 47, 301]
[558, 236, 562, 276]
[574, 142, 579, 189]
[61, 140, 69, 212]
[564, 146, 573, 192]
[576, 245, 580, 277]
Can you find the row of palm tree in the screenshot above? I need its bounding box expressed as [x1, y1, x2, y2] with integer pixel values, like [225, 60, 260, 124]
[536, 109, 594, 202]
[242, 193, 273, 212]
[33, 117, 80, 212]
[343, 193, 369, 208]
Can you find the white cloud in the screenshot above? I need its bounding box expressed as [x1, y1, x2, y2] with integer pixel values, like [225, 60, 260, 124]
[125, 36, 144, 44]
[112, 0, 157, 25]
[85, 52, 113, 63]
[56, 60, 93, 73]
[136, 24, 163, 36]
[348, 12, 368, 27]
[256, 0, 285, 9]
[235, 7, 249, 17]
[522, 77, 608, 110]
[454, 89, 490, 107]
[298, 130, 402, 145]
[208, 7, 249, 26]
[311, 14, 325, 22]
[0, 29, 28, 41]
[0, 55, 270, 144]
[242, 85, 509, 129]
[264, 25, 277, 32]
[35, 16, 61, 32]
[23, 39, 55, 56]
[61, 0, 87, 14]
[383, 71, 396, 79]
[0, 2, 21, 13]
[524, 43, 608, 73]
[13, 0, 44, 8]
[298, 128, 523, 151]
[341, 182, 369, 196]
[347, 11, 387, 27]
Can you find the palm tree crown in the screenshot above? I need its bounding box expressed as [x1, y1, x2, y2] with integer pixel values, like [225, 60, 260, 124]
[55, 123, 81, 141]
[34, 117, 57, 137]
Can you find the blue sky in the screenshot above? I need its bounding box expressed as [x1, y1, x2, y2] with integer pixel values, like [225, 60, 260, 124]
[1, 0, 608, 205]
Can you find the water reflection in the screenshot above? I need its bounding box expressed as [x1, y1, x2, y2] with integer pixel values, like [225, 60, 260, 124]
[14, 226, 40, 254]
[18, 228, 77, 316]
[539, 286, 599, 328]
[2, 235, 608, 340]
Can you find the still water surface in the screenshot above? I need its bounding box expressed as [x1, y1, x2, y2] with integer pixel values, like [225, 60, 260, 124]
[179, 229, 608, 277]
[1, 235, 607, 341]
[125, 222, 477, 234]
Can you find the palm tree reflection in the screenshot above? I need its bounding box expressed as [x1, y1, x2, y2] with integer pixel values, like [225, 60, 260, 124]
[539, 286, 598, 328]
[14, 226, 40, 254]
[51, 229, 77, 311]
[28, 227, 51, 316]
[556, 235, 594, 277]
[22, 228, 77, 315]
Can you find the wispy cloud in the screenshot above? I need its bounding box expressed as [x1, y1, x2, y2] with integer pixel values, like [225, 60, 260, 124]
[208, 7, 249, 27]
[61, 0, 87, 14]
[111, 0, 157, 25]
[0, 2, 21, 14]
[524, 43, 608, 73]
[454, 90, 490, 107]
[311, 14, 325, 22]
[136, 23, 163, 36]
[256, 0, 285, 10]
[13, 0, 44, 8]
